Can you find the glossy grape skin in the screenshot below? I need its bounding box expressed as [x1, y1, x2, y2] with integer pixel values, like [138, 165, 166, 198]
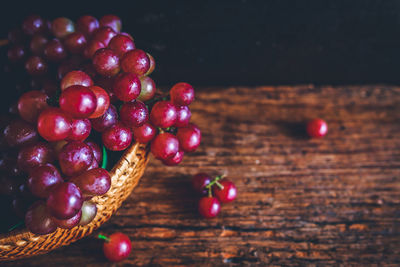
[88, 86, 110, 118]
[18, 90, 49, 123]
[102, 122, 132, 151]
[150, 101, 177, 128]
[51, 17, 75, 39]
[30, 34, 48, 55]
[213, 179, 237, 203]
[58, 141, 94, 177]
[28, 164, 63, 198]
[37, 108, 72, 142]
[192, 173, 212, 195]
[132, 122, 156, 143]
[162, 149, 184, 166]
[61, 71, 93, 91]
[306, 118, 328, 138]
[25, 56, 48, 76]
[145, 53, 155, 76]
[47, 182, 83, 219]
[113, 72, 141, 102]
[3, 119, 38, 147]
[108, 34, 135, 57]
[59, 85, 97, 118]
[198, 197, 221, 219]
[103, 232, 132, 262]
[92, 26, 117, 46]
[44, 39, 67, 62]
[138, 76, 156, 102]
[86, 140, 102, 163]
[120, 101, 148, 128]
[174, 105, 191, 127]
[17, 142, 55, 172]
[7, 44, 26, 63]
[100, 15, 122, 32]
[79, 200, 97, 226]
[22, 15, 46, 35]
[52, 209, 82, 229]
[25, 201, 57, 235]
[70, 168, 111, 198]
[150, 132, 179, 160]
[64, 32, 87, 54]
[87, 157, 99, 170]
[68, 118, 91, 141]
[93, 48, 120, 76]
[176, 123, 201, 152]
[91, 104, 118, 132]
[170, 82, 195, 106]
[84, 40, 105, 59]
[121, 49, 150, 76]
[76, 15, 99, 37]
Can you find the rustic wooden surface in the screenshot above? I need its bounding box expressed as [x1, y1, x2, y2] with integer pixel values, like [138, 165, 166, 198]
[3, 85, 400, 266]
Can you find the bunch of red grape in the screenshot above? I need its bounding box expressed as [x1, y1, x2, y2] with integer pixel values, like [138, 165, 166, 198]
[0, 14, 200, 235]
[192, 173, 237, 219]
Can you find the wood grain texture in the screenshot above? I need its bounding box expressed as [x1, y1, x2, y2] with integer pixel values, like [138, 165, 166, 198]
[2, 85, 400, 266]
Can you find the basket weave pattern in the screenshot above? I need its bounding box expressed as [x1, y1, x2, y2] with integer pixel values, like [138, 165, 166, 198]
[0, 142, 149, 261]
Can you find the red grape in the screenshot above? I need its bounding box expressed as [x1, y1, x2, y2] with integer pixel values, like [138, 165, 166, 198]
[121, 49, 150, 76]
[25, 56, 48, 76]
[102, 122, 132, 151]
[174, 105, 191, 127]
[176, 123, 201, 152]
[79, 200, 97, 226]
[58, 141, 94, 176]
[306, 118, 328, 138]
[120, 101, 148, 128]
[60, 70, 93, 91]
[102, 232, 132, 262]
[113, 72, 141, 102]
[7, 45, 26, 63]
[192, 173, 212, 195]
[3, 119, 38, 147]
[91, 104, 118, 132]
[100, 15, 122, 32]
[85, 140, 102, 164]
[150, 132, 179, 160]
[84, 40, 106, 59]
[47, 182, 83, 219]
[93, 48, 120, 76]
[17, 142, 54, 172]
[170, 82, 194, 106]
[28, 164, 63, 198]
[51, 17, 75, 39]
[162, 149, 184, 166]
[30, 34, 48, 55]
[59, 85, 97, 118]
[132, 122, 156, 143]
[44, 39, 67, 62]
[198, 197, 221, 219]
[64, 32, 87, 54]
[108, 34, 135, 57]
[68, 118, 91, 141]
[37, 108, 72, 141]
[52, 209, 82, 229]
[88, 86, 110, 118]
[22, 15, 46, 35]
[76, 15, 99, 37]
[150, 101, 177, 128]
[92, 26, 117, 46]
[138, 76, 156, 102]
[213, 179, 237, 203]
[25, 201, 57, 235]
[17, 90, 49, 123]
[70, 168, 111, 198]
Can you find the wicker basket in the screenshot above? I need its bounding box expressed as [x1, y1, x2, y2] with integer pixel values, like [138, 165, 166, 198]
[0, 142, 149, 261]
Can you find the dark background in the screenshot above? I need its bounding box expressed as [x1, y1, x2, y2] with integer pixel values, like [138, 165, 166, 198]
[1, 0, 400, 86]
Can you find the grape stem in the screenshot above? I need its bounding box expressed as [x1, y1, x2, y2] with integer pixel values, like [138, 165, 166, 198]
[205, 174, 226, 191]
[101, 145, 108, 169]
[8, 221, 24, 232]
[98, 234, 111, 242]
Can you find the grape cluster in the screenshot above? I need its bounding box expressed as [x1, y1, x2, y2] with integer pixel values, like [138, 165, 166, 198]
[0, 14, 200, 235]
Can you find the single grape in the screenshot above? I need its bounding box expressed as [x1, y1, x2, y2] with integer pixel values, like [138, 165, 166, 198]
[51, 17, 75, 39]
[7, 45, 26, 63]
[170, 82, 195, 106]
[132, 122, 156, 143]
[120, 101, 148, 128]
[17, 142, 54, 172]
[70, 168, 111, 198]
[88, 86, 110, 118]
[102, 122, 132, 151]
[121, 49, 150, 76]
[102, 232, 132, 262]
[150, 132, 179, 160]
[44, 39, 67, 62]
[213, 179, 237, 203]
[150, 101, 177, 128]
[85, 140, 102, 163]
[25, 200, 57, 235]
[192, 173, 212, 195]
[198, 196, 221, 219]
[113, 72, 141, 102]
[52, 209, 82, 229]
[79, 200, 97, 226]
[174, 105, 191, 127]
[92, 48, 120, 76]
[138, 76, 156, 102]
[17, 90, 49, 123]
[3, 119, 38, 147]
[25, 56, 48, 76]
[306, 118, 328, 138]
[145, 53, 156, 76]
[22, 15, 46, 35]
[37, 107, 72, 141]
[76, 15, 99, 37]
[28, 164, 63, 198]
[162, 149, 184, 166]
[30, 34, 48, 55]
[59, 85, 97, 118]
[108, 34, 135, 57]
[47, 182, 83, 219]
[60, 70, 93, 91]
[68, 118, 91, 141]
[64, 32, 87, 54]
[99, 15, 122, 32]
[58, 141, 94, 177]
[84, 40, 105, 59]
[91, 104, 118, 132]
[176, 123, 201, 152]
[92, 26, 117, 46]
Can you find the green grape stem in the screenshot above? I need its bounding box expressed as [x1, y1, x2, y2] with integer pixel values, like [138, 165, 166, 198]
[98, 234, 110, 242]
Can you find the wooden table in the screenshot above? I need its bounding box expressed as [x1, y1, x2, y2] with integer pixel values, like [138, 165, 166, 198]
[3, 86, 400, 266]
